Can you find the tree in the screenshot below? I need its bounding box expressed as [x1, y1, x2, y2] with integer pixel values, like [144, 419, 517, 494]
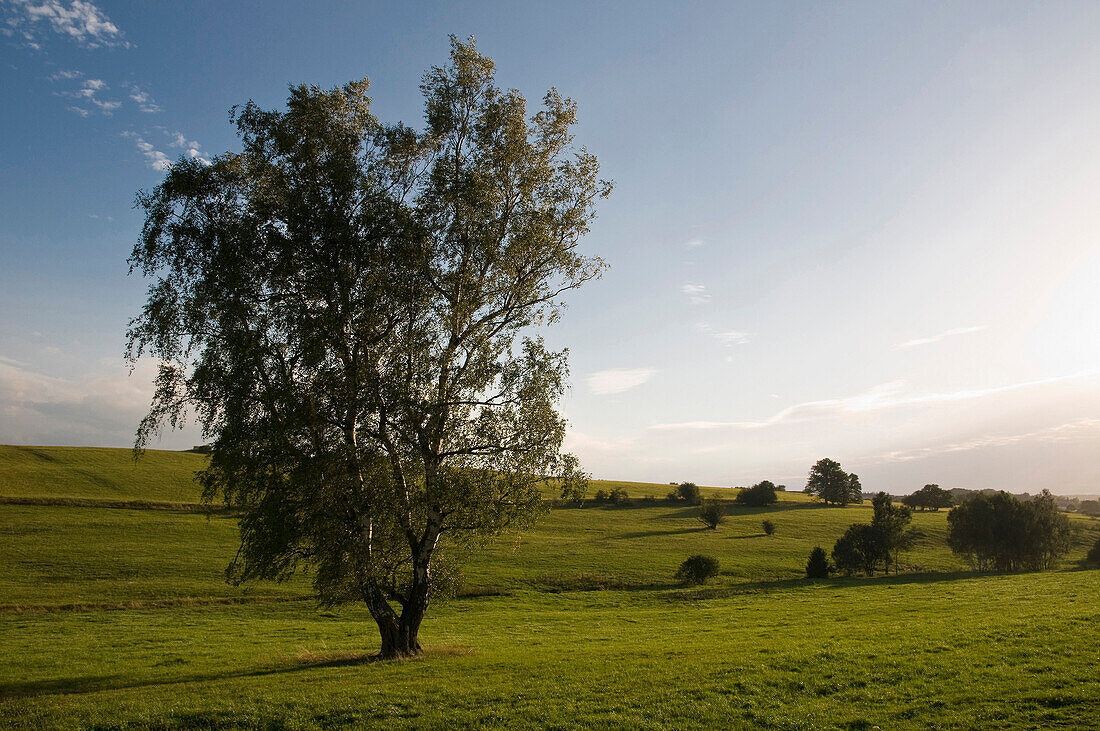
[870, 492, 913, 574]
[126, 38, 610, 658]
[804, 458, 861, 505]
[902, 484, 953, 511]
[675, 555, 719, 585]
[762, 519, 776, 535]
[947, 490, 1071, 572]
[832, 523, 883, 576]
[805, 547, 831, 578]
[831, 492, 913, 576]
[735, 480, 778, 507]
[698, 497, 726, 529]
[676, 482, 702, 505]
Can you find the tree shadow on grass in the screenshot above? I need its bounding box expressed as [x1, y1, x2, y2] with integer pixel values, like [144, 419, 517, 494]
[609, 526, 704, 540]
[0, 646, 472, 701]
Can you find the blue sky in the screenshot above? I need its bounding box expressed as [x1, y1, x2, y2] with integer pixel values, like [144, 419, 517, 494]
[2, 1, 1098, 493]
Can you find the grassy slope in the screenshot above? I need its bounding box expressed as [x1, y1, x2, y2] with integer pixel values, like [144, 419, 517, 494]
[1, 445, 1098, 729]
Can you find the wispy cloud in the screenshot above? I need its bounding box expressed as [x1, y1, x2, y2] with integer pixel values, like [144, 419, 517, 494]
[166, 130, 209, 164]
[649, 372, 1097, 432]
[127, 84, 161, 113]
[587, 368, 657, 396]
[693, 322, 751, 347]
[122, 131, 171, 170]
[682, 283, 710, 305]
[684, 238, 704, 248]
[50, 73, 121, 115]
[893, 325, 988, 350]
[870, 418, 1100, 463]
[2, 0, 127, 49]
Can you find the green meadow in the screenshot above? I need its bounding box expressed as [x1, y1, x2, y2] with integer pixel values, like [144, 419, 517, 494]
[1, 445, 1098, 729]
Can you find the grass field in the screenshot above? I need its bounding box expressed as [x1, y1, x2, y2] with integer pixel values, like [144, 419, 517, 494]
[2, 446, 1098, 728]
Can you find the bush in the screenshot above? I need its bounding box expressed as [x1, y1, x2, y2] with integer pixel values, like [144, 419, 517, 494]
[640, 495, 657, 504]
[806, 547, 830, 578]
[1086, 536, 1100, 567]
[608, 487, 630, 506]
[675, 554, 719, 585]
[592, 489, 609, 504]
[947, 489, 1071, 572]
[736, 480, 778, 507]
[698, 498, 726, 529]
[762, 519, 776, 535]
[677, 482, 702, 505]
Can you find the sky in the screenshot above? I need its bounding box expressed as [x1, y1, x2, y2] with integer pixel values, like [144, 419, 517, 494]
[1, 1, 1098, 494]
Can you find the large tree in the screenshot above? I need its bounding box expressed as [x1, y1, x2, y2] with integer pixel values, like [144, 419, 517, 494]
[804, 458, 863, 506]
[126, 38, 610, 658]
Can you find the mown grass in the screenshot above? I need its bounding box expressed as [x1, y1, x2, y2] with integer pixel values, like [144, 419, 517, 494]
[1, 445, 1098, 729]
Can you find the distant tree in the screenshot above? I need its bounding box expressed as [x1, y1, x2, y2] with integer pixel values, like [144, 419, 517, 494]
[608, 487, 631, 506]
[831, 492, 913, 576]
[1080, 499, 1100, 516]
[698, 498, 726, 529]
[675, 554, 720, 585]
[805, 458, 860, 506]
[947, 490, 1071, 572]
[902, 484, 954, 512]
[775, 484, 787, 492]
[736, 480, 779, 507]
[832, 523, 883, 576]
[1086, 536, 1100, 567]
[871, 492, 914, 574]
[847, 473, 864, 504]
[593, 489, 610, 504]
[677, 482, 702, 505]
[806, 547, 831, 578]
[762, 519, 776, 535]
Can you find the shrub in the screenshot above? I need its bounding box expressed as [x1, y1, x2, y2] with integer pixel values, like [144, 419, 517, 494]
[640, 495, 657, 504]
[675, 554, 719, 585]
[592, 489, 609, 504]
[1086, 536, 1100, 567]
[806, 547, 830, 578]
[608, 487, 631, 506]
[698, 498, 726, 529]
[762, 519, 776, 535]
[736, 480, 779, 507]
[677, 482, 702, 505]
[947, 489, 1071, 572]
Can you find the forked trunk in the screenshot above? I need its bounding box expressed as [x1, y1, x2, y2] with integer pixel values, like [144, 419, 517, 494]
[377, 611, 424, 659]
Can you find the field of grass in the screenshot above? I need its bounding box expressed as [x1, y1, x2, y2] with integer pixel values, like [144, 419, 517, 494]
[2, 446, 1098, 728]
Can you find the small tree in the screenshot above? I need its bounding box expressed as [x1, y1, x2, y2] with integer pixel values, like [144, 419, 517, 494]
[847, 473, 865, 504]
[675, 555, 720, 585]
[806, 547, 830, 578]
[677, 482, 702, 505]
[832, 523, 883, 576]
[736, 480, 778, 507]
[608, 487, 631, 506]
[871, 492, 913, 574]
[698, 498, 726, 529]
[762, 519, 776, 535]
[1085, 535, 1100, 567]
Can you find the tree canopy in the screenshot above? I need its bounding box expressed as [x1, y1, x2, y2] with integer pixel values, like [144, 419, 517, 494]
[902, 484, 954, 511]
[735, 480, 778, 507]
[804, 458, 863, 506]
[126, 37, 610, 658]
[947, 490, 1071, 572]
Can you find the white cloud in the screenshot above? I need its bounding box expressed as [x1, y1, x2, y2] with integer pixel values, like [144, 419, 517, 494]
[870, 418, 1100, 463]
[684, 238, 704, 247]
[893, 325, 988, 350]
[122, 131, 171, 170]
[693, 322, 751, 347]
[4, 0, 127, 49]
[563, 429, 635, 454]
[682, 283, 710, 305]
[52, 75, 119, 115]
[127, 84, 161, 113]
[649, 372, 1098, 431]
[587, 368, 657, 395]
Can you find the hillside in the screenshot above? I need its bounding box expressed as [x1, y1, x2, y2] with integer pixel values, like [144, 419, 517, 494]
[1, 445, 1098, 728]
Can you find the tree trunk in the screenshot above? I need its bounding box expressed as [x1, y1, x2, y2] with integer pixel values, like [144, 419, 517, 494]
[377, 611, 424, 659]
